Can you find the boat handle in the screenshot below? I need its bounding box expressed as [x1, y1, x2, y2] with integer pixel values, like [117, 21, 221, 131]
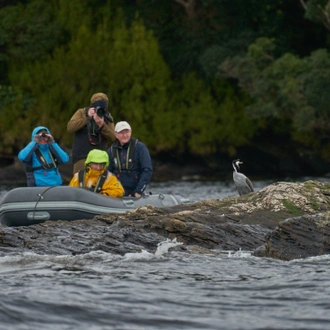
[123, 199, 135, 207]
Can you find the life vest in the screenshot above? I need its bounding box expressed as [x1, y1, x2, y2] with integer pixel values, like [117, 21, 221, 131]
[110, 138, 138, 174]
[78, 168, 108, 193]
[29, 147, 58, 172]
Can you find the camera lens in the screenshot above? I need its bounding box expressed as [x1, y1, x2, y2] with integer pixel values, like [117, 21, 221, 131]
[41, 133, 47, 137]
[96, 107, 105, 117]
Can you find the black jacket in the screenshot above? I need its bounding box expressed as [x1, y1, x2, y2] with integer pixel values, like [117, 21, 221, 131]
[107, 138, 153, 195]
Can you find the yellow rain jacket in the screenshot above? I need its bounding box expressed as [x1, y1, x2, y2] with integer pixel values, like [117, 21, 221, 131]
[69, 166, 124, 198]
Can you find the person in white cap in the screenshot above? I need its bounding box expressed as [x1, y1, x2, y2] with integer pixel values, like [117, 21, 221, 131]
[107, 121, 153, 197]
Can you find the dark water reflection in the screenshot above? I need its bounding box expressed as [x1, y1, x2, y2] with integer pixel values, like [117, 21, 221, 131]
[150, 176, 330, 202]
[2, 176, 329, 202]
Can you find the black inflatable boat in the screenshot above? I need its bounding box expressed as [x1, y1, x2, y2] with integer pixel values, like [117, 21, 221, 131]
[0, 186, 190, 227]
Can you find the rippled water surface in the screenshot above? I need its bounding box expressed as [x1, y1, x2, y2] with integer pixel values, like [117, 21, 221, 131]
[1, 178, 330, 330]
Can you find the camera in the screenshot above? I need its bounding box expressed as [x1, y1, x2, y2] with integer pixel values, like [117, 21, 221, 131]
[95, 106, 106, 117]
[41, 132, 47, 137]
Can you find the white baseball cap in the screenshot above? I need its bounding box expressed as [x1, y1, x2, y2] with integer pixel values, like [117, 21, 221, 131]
[115, 121, 131, 132]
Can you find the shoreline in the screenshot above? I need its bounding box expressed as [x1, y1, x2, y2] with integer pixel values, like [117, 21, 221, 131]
[2, 142, 330, 185]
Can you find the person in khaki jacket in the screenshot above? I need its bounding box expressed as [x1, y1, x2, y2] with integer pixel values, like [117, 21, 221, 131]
[69, 149, 124, 198]
[67, 92, 115, 174]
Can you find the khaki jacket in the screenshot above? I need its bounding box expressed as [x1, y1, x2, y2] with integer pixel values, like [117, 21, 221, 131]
[67, 108, 115, 143]
[67, 108, 115, 165]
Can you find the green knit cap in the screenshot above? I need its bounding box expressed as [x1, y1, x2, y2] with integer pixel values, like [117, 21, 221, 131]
[85, 149, 109, 167]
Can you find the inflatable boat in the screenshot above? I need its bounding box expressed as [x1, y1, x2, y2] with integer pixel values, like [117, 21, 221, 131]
[0, 186, 190, 227]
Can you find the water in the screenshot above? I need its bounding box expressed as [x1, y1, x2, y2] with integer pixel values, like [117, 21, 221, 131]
[1, 178, 330, 330]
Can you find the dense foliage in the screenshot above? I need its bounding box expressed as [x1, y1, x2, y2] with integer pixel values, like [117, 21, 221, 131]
[0, 0, 329, 159]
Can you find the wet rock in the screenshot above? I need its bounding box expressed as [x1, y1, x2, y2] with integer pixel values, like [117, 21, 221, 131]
[256, 212, 330, 260]
[1, 180, 330, 260]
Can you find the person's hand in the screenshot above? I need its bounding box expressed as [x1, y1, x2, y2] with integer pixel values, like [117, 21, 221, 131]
[93, 113, 104, 127]
[33, 135, 41, 143]
[128, 192, 141, 198]
[46, 134, 54, 144]
[87, 107, 95, 118]
[34, 133, 54, 144]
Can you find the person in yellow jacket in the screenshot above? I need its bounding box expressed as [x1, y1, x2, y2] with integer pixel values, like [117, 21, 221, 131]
[69, 149, 124, 198]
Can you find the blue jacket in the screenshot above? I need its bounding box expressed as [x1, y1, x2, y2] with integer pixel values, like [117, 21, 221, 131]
[107, 138, 153, 195]
[18, 126, 69, 187]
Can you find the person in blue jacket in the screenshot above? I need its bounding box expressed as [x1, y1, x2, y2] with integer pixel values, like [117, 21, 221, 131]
[107, 121, 153, 197]
[18, 126, 69, 187]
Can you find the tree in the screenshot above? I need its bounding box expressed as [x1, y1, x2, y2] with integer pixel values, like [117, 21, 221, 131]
[165, 73, 257, 155]
[300, 0, 330, 31]
[0, 0, 61, 82]
[219, 37, 330, 156]
[0, 10, 174, 154]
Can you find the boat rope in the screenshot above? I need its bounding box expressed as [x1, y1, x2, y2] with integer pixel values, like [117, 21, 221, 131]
[31, 186, 56, 221]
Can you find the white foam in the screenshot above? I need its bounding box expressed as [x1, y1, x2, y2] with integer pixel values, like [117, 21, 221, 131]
[123, 238, 183, 261]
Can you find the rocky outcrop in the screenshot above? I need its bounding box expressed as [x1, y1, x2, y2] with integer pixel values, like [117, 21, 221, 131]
[1, 180, 330, 260]
[257, 212, 330, 260]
